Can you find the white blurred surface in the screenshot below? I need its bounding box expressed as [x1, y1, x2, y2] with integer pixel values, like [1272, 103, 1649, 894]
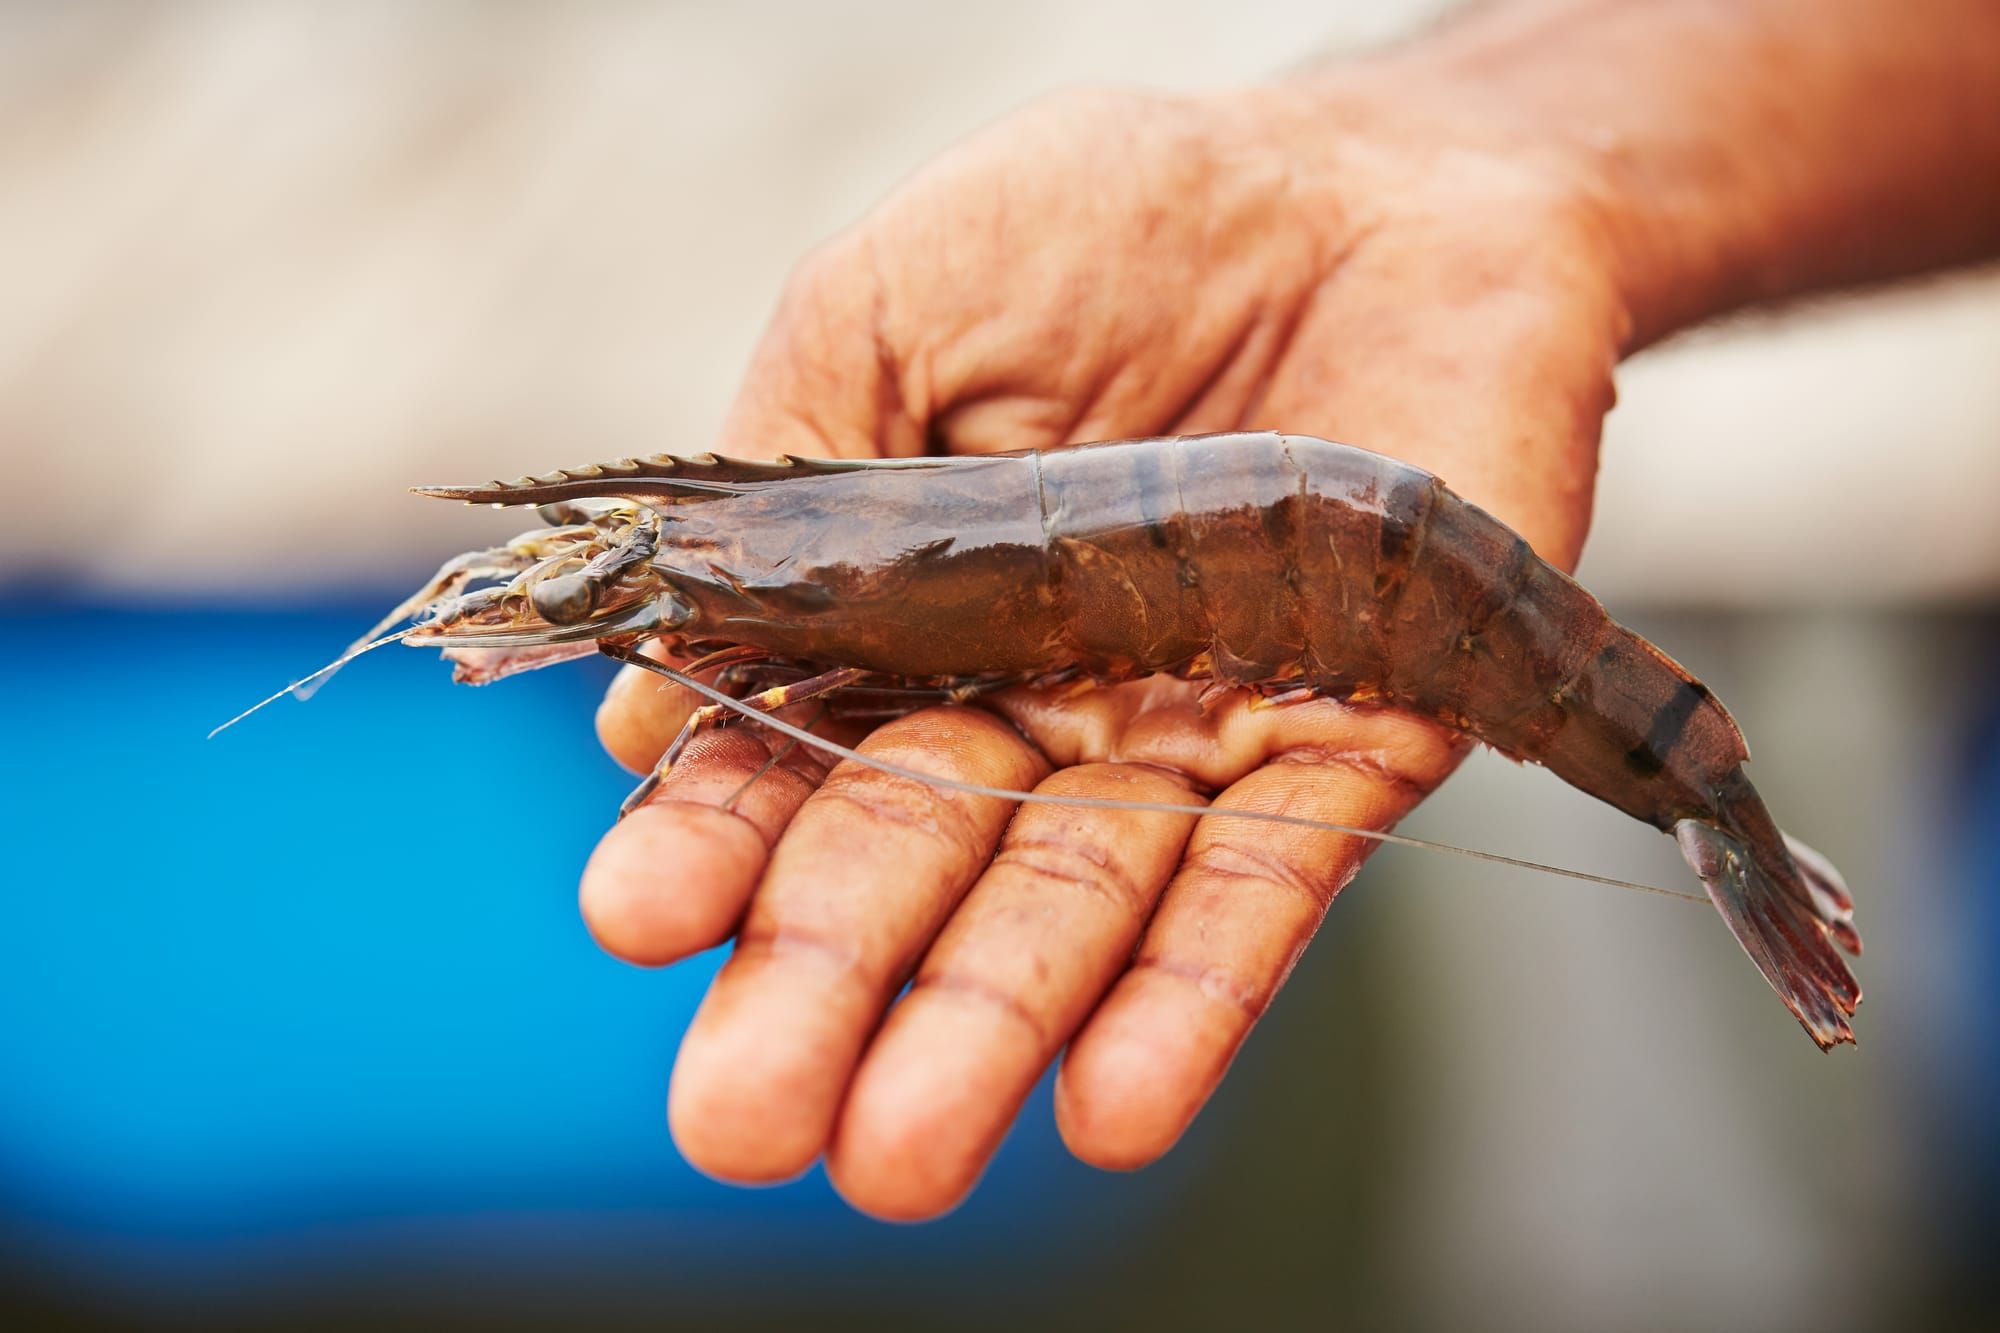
[1585, 278, 2000, 606]
[2, 0, 1994, 603]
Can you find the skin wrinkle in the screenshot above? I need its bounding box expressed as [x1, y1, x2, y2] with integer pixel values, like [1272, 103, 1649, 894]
[1129, 952, 1270, 1020]
[1214, 699, 1463, 782]
[1234, 221, 1379, 430]
[812, 766, 993, 852]
[685, 725, 841, 791]
[1179, 835, 1347, 917]
[1050, 320, 1125, 449]
[789, 405, 863, 463]
[630, 696, 846, 812]
[1168, 182, 1304, 426]
[1113, 757, 1218, 797]
[987, 681, 1464, 794]
[955, 696, 1049, 758]
[733, 922, 875, 984]
[761, 280, 870, 461]
[859, 232, 919, 457]
[641, 794, 772, 845]
[905, 970, 1051, 1046]
[1263, 741, 1451, 801]
[1217, 300, 1302, 431]
[1161, 303, 1277, 436]
[988, 834, 1155, 918]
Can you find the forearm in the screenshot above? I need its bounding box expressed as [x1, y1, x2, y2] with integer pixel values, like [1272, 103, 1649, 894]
[1326, 0, 2000, 347]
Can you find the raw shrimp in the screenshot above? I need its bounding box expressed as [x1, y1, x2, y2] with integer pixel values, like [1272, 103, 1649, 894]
[304, 433, 1869, 1048]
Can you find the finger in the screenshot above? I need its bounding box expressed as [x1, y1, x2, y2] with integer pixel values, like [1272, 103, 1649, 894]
[597, 645, 834, 774]
[579, 710, 863, 967]
[595, 640, 701, 775]
[667, 708, 1049, 1184]
[1054, 751, 1441, 1170]
[826, 762, 1204, 1220]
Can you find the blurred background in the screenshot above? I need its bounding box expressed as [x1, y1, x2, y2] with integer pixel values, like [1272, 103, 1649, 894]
[3, 2, 1997, 1329]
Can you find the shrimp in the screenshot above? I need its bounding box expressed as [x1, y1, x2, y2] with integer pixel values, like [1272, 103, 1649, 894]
[361, 432, 1867, 1049]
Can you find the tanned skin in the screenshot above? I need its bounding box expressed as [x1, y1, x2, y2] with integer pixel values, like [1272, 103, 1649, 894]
[578, 0, 2000, 1220]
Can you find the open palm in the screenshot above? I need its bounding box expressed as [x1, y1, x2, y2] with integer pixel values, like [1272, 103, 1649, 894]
[584, 84, 1625, 1219]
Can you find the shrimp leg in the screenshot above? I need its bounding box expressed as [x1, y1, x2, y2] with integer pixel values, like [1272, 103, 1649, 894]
[603, 645, 865, 817]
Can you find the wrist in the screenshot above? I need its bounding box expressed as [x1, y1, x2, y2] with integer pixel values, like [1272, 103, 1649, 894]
[1317, 50, 1754, 351]
[1237, 70, 1664, 351]
[1276, 0, 2000, 352]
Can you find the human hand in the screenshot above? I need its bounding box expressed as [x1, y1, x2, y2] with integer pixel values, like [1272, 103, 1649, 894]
[583, 79, 1627, 1219]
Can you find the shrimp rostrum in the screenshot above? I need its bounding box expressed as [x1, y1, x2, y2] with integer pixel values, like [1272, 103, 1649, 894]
[373, 432, 1861, 1049]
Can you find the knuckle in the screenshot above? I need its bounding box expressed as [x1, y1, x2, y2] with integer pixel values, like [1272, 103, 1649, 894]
[1044, 759, 1203, 804]
[814, 768, 985, 852]
[1262, 700, 1466, 779]
[731, 923, 878, 991]
[1131, 951, 1272, 1020]
[906, 969, 1049, 1045]
[1181, 835, 1342, 913]
[990, 834, 1147, 916]
[862, 706, 1049, 791]
[1267, 743, 1440, 801]
[781, 236, 865, 312]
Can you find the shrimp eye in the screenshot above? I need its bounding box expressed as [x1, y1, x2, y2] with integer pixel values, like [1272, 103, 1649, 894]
[655, 588, 694, 631]
[531, 573, 598, 624]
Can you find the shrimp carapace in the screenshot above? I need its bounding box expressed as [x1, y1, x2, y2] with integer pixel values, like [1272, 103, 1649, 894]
[395, 432, 1861, 1048]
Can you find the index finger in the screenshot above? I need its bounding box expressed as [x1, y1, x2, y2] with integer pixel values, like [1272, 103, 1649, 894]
[666, 706, 1048, 1183]
[580, 704, 868, 967]
[595, 640, 702, 775]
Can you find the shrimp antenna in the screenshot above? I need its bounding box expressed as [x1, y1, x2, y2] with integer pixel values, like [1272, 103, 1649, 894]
[206, 627, 419, 739]
[624, 651, 1707, 906]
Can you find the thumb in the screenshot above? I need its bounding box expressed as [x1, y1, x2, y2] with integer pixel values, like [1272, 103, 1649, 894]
[713, 238, 924, 463]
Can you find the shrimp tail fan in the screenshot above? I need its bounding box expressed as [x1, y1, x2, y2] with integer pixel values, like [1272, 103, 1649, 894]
[1673, 815, 1862, 1049]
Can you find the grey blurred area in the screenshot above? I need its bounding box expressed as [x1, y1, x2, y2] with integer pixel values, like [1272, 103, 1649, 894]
[3, 3, 1995, 1330]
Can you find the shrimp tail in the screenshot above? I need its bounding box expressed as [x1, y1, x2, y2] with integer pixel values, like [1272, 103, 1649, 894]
[1674, 813, 1862, 1049]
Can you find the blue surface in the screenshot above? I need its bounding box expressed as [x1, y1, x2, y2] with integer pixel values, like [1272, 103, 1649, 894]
[0, 603, 1189, 1301]
[1944, 690, 2000, 1259]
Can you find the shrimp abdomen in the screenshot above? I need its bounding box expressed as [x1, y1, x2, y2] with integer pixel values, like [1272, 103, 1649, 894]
[1350, 473, 1859, 1045]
